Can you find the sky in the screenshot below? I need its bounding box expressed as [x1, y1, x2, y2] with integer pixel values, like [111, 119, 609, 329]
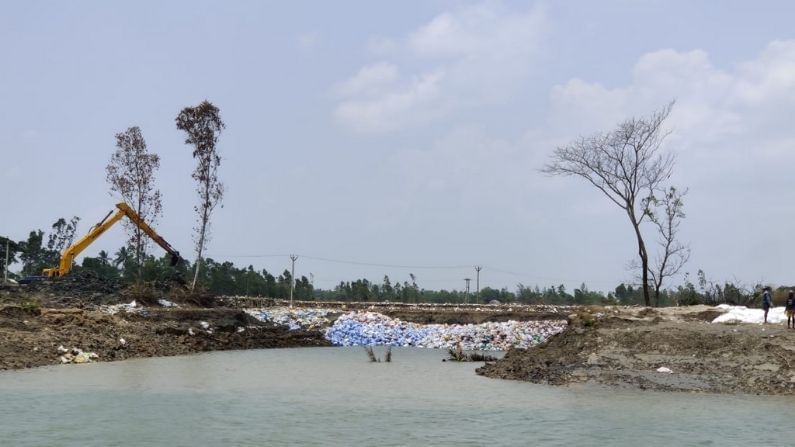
[2, 0, 795, 293]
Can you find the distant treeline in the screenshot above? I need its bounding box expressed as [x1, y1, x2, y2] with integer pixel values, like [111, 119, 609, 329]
[0, 231, 776, 307]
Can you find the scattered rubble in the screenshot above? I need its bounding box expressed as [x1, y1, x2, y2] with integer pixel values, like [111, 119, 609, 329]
[57, 346, 99, 364]
[100, 300, 144, 315]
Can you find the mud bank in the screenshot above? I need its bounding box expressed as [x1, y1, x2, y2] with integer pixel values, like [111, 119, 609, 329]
[0, 304, 329, 371]
[477, 306, 795, 395]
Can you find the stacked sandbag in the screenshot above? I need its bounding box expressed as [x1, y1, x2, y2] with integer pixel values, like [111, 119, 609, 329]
[325, 311, 567, 351]
[246, 307, 336, 330]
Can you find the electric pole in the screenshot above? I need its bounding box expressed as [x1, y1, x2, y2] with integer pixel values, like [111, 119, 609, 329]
[4, 238, 9, 284]
[464, 278, 471, 304]
[289, 254, 298, 308]
[475, 266, 482, 302]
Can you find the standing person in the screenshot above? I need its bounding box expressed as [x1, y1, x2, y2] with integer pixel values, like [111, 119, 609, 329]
[762, 287, 773, 324]
[786, 290, 795, 329]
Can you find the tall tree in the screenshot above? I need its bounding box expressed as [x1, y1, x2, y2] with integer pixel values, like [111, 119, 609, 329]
[176, 100, 225, 290]
[19, 230, 46, 276]
[46, 216, 80, 255]
[106, 126, 163, 282]
[544, 103, 675, 306]
[645, 186, 690, 306]
[18, 216, 80, 276]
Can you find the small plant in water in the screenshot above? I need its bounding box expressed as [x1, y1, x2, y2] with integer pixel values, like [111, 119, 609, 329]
[364, 346, 379, 362]
[363, 346, 393, 363]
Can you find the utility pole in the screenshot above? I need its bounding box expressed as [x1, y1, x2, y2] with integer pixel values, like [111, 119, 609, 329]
[464, 278, 471, 304]
[289, 254, 298, 308]
[4, 238, 9, 284]
[475, 266, 482, 302]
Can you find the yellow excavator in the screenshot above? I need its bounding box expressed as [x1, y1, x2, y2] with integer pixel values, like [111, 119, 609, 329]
[43, 202, 182, 278]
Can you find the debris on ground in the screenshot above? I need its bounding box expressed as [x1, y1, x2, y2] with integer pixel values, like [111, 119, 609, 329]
[100, 300, 143, 315]
[57, 346, 99, 364]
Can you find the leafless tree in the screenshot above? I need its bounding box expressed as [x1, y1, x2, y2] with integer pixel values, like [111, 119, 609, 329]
[106, 126, 162, 281]
[543, 102, 675, 306]
[645, 186, 690, 306]
[176, 100, 225, 290]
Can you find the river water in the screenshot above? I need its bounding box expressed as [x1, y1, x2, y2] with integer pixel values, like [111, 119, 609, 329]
[0, 347, 791, 446]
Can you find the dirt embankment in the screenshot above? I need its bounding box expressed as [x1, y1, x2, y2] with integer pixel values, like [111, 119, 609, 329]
[0, 282, 329, 371]
[477, 307, 795, 395]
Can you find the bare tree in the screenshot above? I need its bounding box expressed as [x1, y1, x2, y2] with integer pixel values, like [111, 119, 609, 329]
[106, 126, 162, 281]
[543, 103, 675, 306]
[644, 186, 690, 306]
[176, 100, 225, 290]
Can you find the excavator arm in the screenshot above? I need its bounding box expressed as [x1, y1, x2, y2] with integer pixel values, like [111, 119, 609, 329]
[43, 203, 181, 277]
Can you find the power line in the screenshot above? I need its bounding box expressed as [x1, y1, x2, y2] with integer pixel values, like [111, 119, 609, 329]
[295, 254, 473, 270]
[205, 252, 627, 286]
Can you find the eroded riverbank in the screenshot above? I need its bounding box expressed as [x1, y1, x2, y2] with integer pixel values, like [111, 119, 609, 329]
[477, 306, 795, 394]
[3, 283, 794, 395]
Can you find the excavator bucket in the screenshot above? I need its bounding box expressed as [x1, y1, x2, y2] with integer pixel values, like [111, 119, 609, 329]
[170, 253, 182, 266]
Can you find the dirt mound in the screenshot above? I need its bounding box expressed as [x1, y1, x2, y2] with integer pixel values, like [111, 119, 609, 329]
[0, 306, 330, 371]
[29, 271, 123, 295]
[478, 316, 795, 394]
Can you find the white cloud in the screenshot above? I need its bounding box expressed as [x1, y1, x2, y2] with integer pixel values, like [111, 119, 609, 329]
[333, 2, 547, 133]
[333, 63, 400, 98]
[547, 42, 795, 159]
[334, 70, 445, 133]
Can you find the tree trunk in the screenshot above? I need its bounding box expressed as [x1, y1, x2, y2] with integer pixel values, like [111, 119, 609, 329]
[136, 195, 143, 284]
[191, 196, 210, 291]
[628, 208, 651, 307]
[191, 224, 206, 291]
[637, 233, 651, 307]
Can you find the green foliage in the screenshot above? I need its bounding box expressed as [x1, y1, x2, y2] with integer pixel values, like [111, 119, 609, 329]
[3, 223, 760, 308]
[18, 230, 57, 275]
[16, 216, 81, 276]
[78, 250, 119, 280]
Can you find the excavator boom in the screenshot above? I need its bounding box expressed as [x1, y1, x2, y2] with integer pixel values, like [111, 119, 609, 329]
[43, 203, 181, 277]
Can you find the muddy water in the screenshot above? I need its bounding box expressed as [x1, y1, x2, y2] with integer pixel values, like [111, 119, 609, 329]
[0, 347, 791, 446]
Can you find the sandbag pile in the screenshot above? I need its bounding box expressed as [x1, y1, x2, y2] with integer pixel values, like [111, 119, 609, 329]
[712, 304, 787, 324]
[246, 307, 336, 330]
[325, 311, 567, 351]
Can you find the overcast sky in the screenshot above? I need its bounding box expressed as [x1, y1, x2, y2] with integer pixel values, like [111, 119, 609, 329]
[2, 1, 795, 293]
